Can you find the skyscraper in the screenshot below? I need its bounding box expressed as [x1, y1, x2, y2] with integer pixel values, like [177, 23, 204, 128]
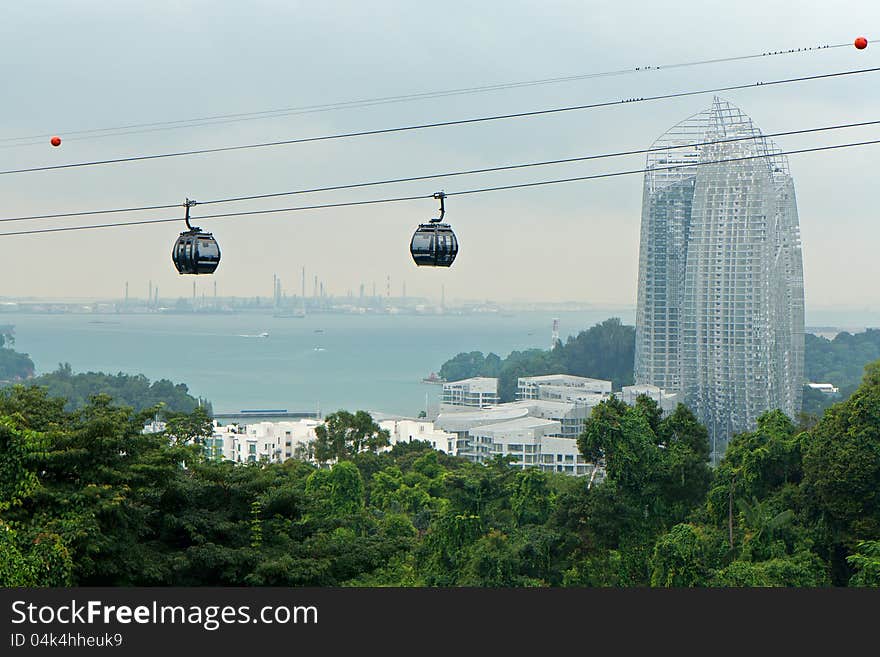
[635, 97, 804, 460]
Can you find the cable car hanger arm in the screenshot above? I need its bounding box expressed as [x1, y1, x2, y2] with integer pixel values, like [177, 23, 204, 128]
[184, 198, 198, 231]
[432, 192, 446, 223]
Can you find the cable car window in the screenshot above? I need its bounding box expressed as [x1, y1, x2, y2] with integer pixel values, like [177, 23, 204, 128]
[412, 231, 434, 254]
[412, 232, 433, 250]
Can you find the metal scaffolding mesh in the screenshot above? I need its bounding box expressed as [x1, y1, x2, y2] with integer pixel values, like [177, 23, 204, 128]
[635, 97, 805, 459]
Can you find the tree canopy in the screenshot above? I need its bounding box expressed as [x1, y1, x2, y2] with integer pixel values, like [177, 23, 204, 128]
[439, 318, 635, 399]
[803, 329, 880, 415]
[3, 359, 880, 587]
[26, 363, 210, 414]
[0, 332, 34, 382]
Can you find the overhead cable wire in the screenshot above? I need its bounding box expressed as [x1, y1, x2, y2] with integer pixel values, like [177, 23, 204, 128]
[0, 38, 862, 147]
[0, 65, 878, 178]
[1, 137, 877, 238]
[2, 117, 879, 225]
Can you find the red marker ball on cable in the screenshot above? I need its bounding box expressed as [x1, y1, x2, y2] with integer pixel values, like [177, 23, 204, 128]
[50, 136, 61, 147]
[855, 36, 868, 50]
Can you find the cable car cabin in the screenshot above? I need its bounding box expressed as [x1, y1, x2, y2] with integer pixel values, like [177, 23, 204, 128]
[410, 223, 458, 267]
[172, 229, 221, 275]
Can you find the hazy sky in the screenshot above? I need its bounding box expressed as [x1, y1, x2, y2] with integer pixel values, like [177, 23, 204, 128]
[1, 1, 878, 308]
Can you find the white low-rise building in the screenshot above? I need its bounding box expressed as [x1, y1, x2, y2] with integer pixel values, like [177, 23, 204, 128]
[806, 382, 840, 395]
[467, 416, 594, 476]
[436, 399, 597, 475]
[436, 405, 531, 456]
[517, 374, 612, 402]
[540, 436, 595, 477]
[469, 416, 561, 465]
[379, 419, 457, 454]
[441, 377, 499, 411]
[211, 419, 321, 463]
[206, 417, 456, 464]
[142, 420, 167, 434]
[618, 384, 679, 414]
[498, 399, 591, 439]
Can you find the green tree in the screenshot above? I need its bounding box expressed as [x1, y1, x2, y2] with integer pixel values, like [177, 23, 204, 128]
[802, 362, 880, 583]
[847, 540, 880, 586]
[163, 406, 214, 446]
[417, 512, 483, 585]
[511, 469, 555, 527]
[711, 552, 829, 587]
[650, 524, 714, 587]
[804, 329, 880, 413]
[313, 410, 390, 463]
[27, 365, 210, 414]
[305, 461, 365, 518]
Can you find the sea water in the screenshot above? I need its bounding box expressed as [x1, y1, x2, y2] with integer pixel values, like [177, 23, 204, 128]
[7, 310, 632, 416]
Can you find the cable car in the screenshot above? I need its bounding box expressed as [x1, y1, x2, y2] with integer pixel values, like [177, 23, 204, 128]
[410, 192, 458, 267]
[172, 199, 221, 275]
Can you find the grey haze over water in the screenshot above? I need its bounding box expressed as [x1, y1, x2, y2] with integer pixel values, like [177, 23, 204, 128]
[8, 308, 879, 417]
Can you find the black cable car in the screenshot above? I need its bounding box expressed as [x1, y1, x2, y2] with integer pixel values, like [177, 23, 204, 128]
[172, 199, 221, 275]
[410, 192, 458, 267]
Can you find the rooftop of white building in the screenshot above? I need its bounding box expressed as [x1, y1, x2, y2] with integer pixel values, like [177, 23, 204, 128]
[622, 383, 665, 392]
[519, 374, 611, 387]
[443, 376, 498, 389]
[436, 405, 530, 429]
[497, 399, 579, 414]
[471, 416, 562, 434]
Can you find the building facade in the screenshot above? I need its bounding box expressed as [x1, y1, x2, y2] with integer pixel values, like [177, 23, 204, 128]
[212, 419, 321, 463]
[635, 97, 805, 459]
[516, 374, 611, 403]
[617, 384, 679, 415]
[467, 417, 594, 476]
[378, 419, 458, 454]
[440, 377, 499, 411]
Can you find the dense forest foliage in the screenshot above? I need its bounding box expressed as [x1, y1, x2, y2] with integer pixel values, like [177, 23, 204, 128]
[803, 329, 880, 414]
[0, 329, 35, 382]
[26, 363, 210, 414]
[2, 360, 879, 587]
[440, 318, 635, 399]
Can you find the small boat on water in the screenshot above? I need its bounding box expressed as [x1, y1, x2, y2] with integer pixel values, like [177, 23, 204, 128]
[421, 372, 446, 384]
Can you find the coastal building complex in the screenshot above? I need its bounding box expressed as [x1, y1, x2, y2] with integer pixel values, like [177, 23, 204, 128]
[635, 97, 805, 458]
[516, 374, 611, 405]
[435, 408, 594, 476]
[440, 377, 499, 411]
[149, 373, 673, 477]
